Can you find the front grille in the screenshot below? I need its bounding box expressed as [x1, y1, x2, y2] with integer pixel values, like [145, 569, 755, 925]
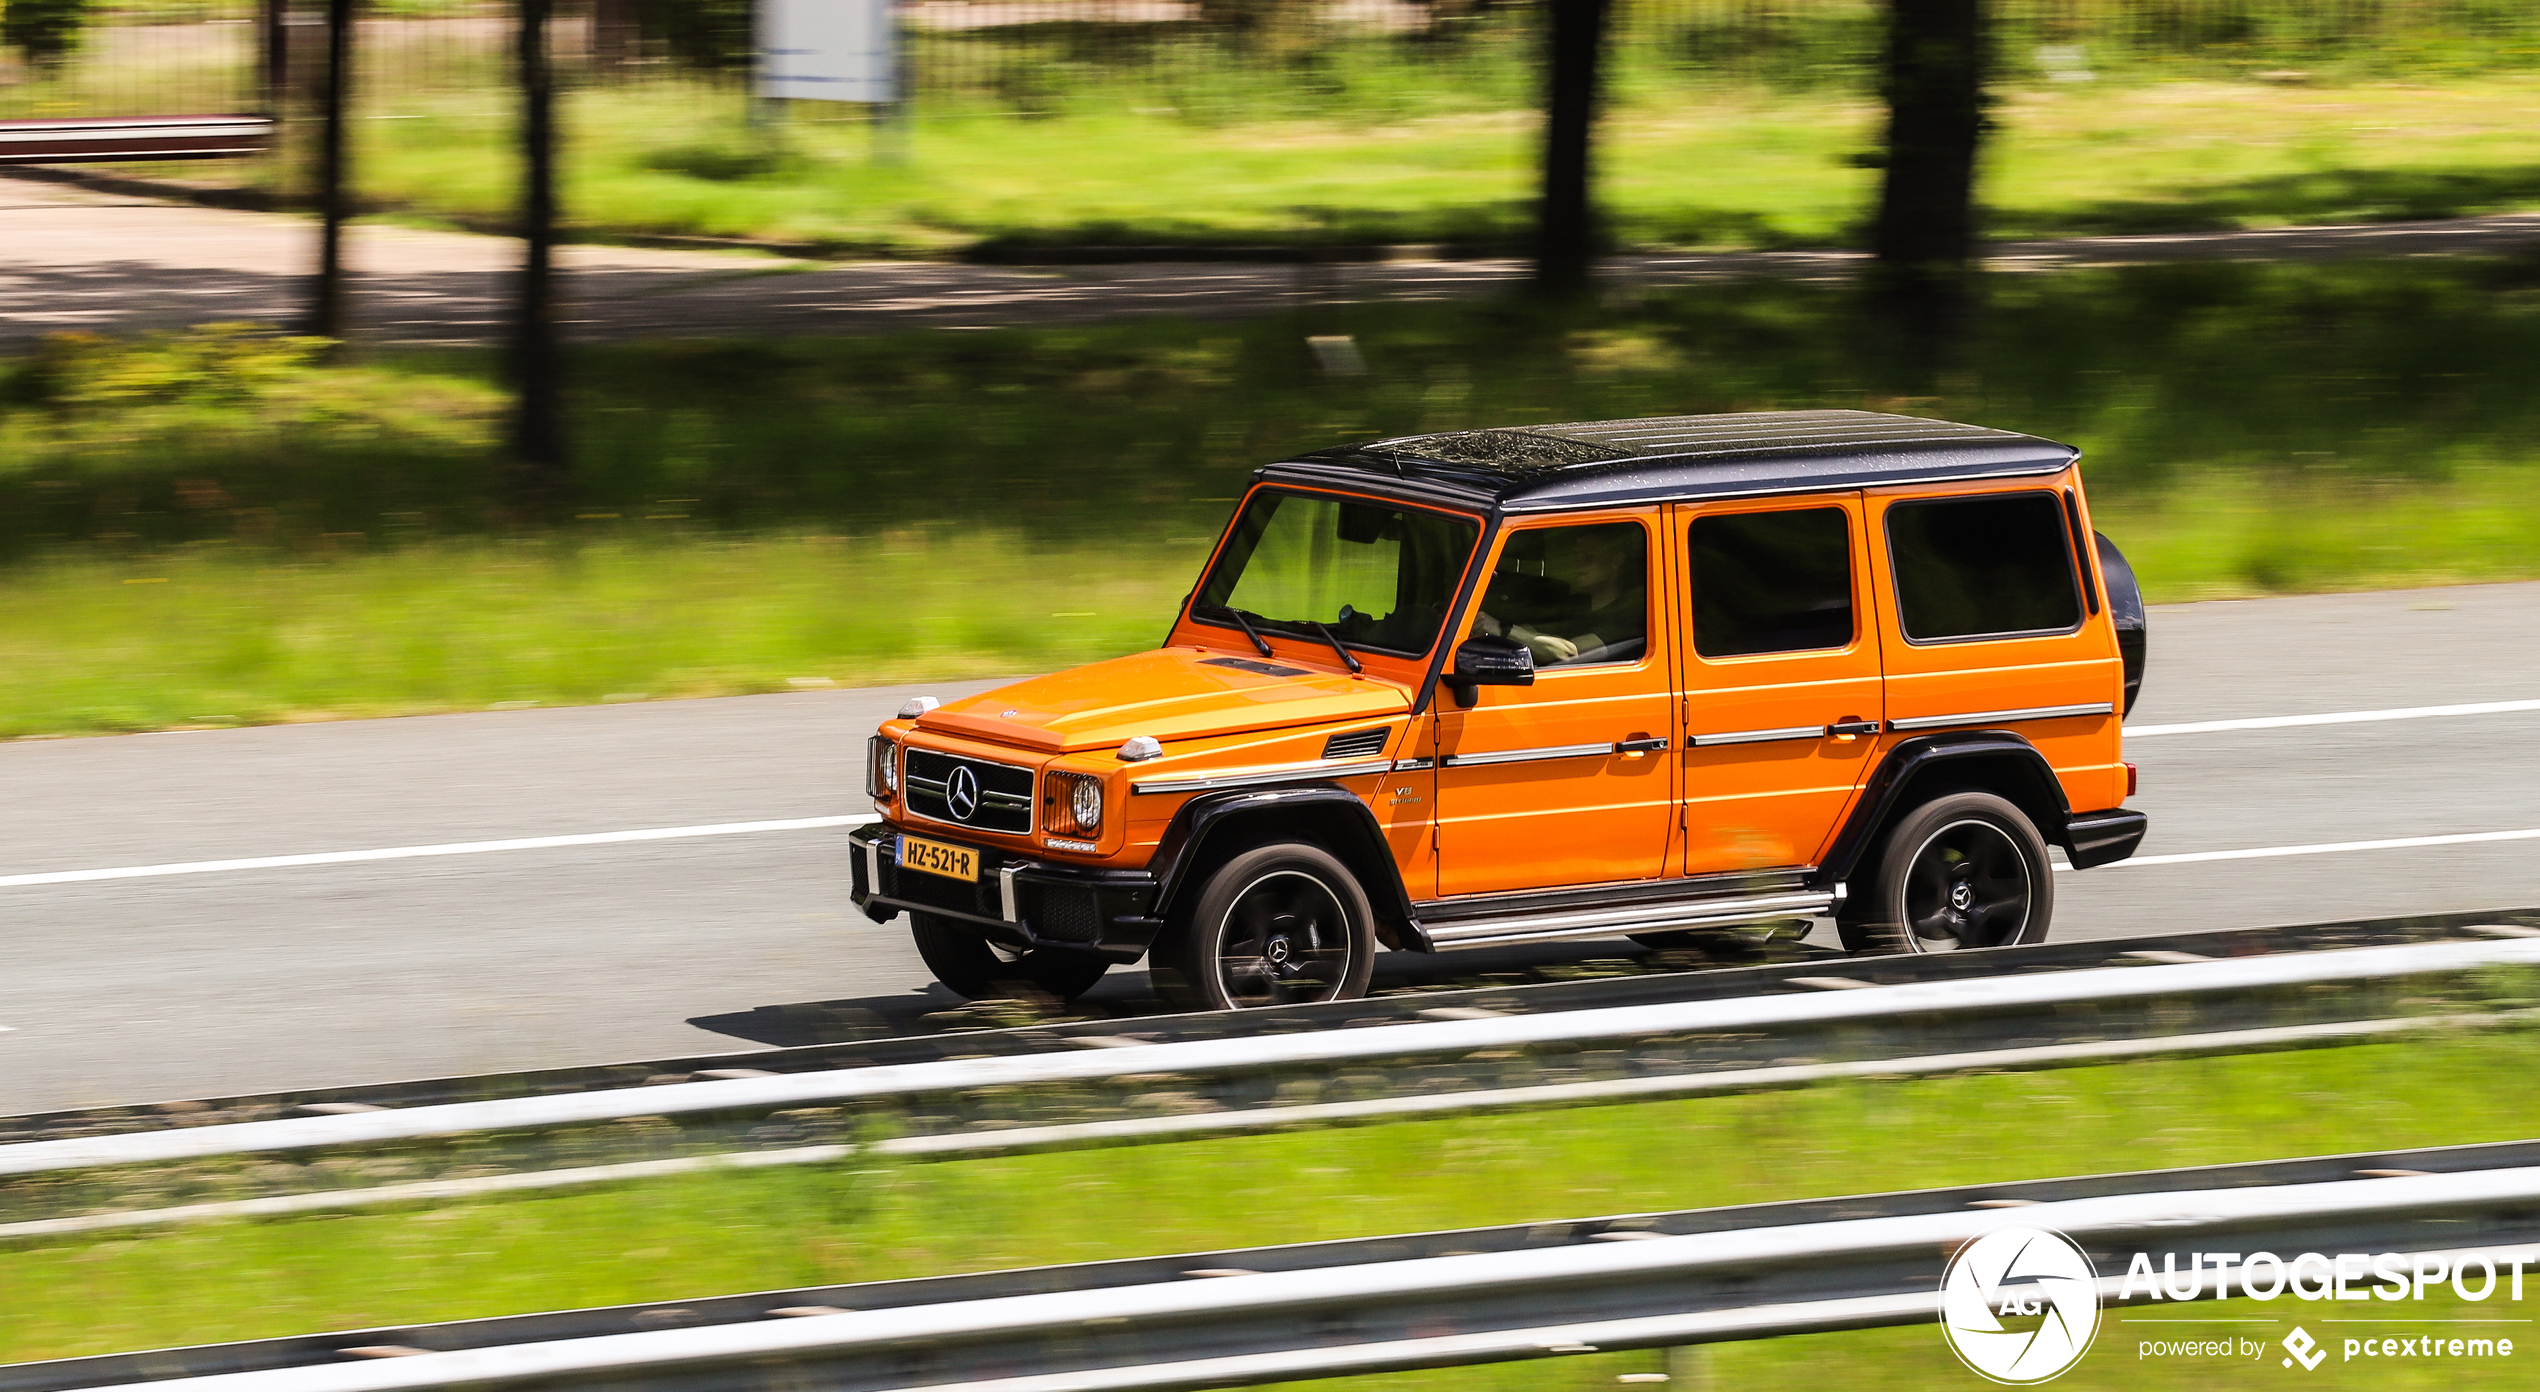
[1026, 884, 1105, 944]
[905, 748, 1035, 834]
[1322, 726, 1393, 760]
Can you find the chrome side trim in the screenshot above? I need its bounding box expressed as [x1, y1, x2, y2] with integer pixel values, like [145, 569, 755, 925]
[1887, 702, 2115, 733]
[999, 865, 1021, 923]
[1391, 757, 1437, 773]
[1441, 742, 1616, 769]
[1428, 889, 1838, 949]
[1130, 760, 1394, 796]
[1689, 725, 1825, 748]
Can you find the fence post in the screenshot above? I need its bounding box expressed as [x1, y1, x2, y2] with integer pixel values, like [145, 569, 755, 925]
[880, 0, 911, 164]
[510, 0, 568, 516]
[305, 0, 354, 339]
[259, 0, 289, 114]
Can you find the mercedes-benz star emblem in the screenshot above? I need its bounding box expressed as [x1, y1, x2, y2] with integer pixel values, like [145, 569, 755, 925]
[945, 765, 981, 821]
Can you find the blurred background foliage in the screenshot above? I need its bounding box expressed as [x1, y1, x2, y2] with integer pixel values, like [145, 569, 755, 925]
[6, 254, 2540, 733]
[7, 257, 2538, 554]
[14, 0, 2540, 253]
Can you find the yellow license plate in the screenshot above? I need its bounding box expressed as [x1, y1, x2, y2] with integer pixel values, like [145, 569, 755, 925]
[897, 834, 979, 882]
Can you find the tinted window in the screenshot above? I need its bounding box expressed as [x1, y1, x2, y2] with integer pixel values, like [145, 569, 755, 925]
[1886, 493, 2082, 641]
[1195, 491, 1480, 657]
[1474, 522, 1648, 667]
[1688, 508, 1854, 658]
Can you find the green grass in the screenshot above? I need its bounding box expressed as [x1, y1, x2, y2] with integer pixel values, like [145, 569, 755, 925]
[311, 70, 2540, 256]
[8, 1028, 2540, 1380]
[14, 257, 2540, 741]
[34, 0, 2540, 252]
[11, 254, 2540, 734]
[0, 533, 1181, 736]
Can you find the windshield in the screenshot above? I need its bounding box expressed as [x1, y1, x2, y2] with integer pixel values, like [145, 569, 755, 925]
[1193, 491, 1481, 658]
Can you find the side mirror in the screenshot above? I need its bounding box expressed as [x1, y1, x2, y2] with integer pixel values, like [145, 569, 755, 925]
[1446, 633, 1534, 708]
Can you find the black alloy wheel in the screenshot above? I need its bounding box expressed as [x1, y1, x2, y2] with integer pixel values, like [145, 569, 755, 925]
[910, 913, 1111, 1002]
[1162, 844, 1376, 1011]
[1838, 791, 2054, 955]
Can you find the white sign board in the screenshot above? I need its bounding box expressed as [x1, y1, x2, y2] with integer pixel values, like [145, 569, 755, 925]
[759, 0, 896, 104]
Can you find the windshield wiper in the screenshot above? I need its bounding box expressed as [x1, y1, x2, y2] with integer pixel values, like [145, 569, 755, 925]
[1200, 604, 1276, 659]
[1308, 621, 1362, 674]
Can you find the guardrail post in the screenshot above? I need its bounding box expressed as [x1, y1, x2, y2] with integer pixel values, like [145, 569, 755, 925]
[1664, 1343, 1715, 1389]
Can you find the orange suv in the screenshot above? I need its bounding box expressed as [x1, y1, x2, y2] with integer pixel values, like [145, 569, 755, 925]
[851, 410, 2149, 1009]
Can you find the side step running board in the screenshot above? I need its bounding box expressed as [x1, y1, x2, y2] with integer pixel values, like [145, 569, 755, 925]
[1424, 888, 1840, 950]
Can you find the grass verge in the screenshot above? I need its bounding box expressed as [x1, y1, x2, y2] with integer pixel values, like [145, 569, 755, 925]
[142, 72, 2540, 255]
[7, 1026, 2540, 1379]
[10, 255, 2540, 735]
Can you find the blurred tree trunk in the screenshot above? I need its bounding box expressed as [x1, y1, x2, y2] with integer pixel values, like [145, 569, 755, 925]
[1535, 0, 1612, 295]
[510, 0, 568, 518]
[305, 0, 352, 340]
[1872, 0, 1985, 296]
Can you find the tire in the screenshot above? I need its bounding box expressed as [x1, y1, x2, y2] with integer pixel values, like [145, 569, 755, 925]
[910, 913, 1110, 1002]
[1838, 792, 2054, 955]
[1158, 843, 1377, 1011]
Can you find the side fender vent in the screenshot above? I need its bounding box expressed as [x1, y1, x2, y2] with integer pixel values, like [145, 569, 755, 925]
[1322, 727, 1393, 761]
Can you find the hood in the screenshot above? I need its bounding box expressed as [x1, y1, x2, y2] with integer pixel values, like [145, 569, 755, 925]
[917, 648, 1413, 754]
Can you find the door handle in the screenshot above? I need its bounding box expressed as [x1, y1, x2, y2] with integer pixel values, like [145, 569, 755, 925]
[1825, 719, 1882, 738]
[1615, 735, 1670, 754]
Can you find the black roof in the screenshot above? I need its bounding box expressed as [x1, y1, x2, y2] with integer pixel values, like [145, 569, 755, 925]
[1264, 410, 2079, 513]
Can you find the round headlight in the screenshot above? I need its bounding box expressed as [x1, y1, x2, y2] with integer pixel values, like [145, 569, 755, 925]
[1070, 776, 1103, 833]
[882, 745, 900, 793]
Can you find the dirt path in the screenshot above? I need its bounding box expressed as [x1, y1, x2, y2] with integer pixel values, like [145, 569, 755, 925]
[5, 178, 2537, 345]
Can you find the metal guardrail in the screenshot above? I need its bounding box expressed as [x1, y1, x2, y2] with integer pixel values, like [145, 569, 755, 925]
[14, 932, 2540, 1181]
[5, 921, 2539, 1238]
[14, 907, 2532, 1144]
[16, 1137, 2540, 1392]
[0, 117, 272, 164]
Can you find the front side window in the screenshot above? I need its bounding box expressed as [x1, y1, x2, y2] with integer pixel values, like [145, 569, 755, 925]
[1886, 492, 2083, 642]
[1194, 491, 1480, 657]
[1473, 521, 1649, 667]
[1689, 507, 1855, 658]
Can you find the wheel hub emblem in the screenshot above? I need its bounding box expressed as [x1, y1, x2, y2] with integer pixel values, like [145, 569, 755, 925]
[1950, 881, 1974, 912]
[946, 765, 980, 821]
[1265, 936, 1291, 964]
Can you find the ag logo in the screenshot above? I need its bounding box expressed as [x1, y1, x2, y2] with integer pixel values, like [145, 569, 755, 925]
[2282, 1327, 2326, 1371]
[1940, 1227, 2101, 1384]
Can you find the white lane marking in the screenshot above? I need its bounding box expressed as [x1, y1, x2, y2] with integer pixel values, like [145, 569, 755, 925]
[2128, 698, 2540, 738]
[0, 815, 880, 890]
[2063, 826, 2540, 871]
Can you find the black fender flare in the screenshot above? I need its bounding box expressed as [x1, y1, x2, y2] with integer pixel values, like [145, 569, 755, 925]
[1144, 785, 1423, 949]
[1817, 733, 2074, 886]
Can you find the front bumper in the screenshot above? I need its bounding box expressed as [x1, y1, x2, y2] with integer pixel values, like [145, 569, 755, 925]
[848, 822, 1163, 962]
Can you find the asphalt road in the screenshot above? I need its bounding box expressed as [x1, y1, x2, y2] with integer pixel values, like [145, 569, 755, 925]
[6, 581, 2540, 1114]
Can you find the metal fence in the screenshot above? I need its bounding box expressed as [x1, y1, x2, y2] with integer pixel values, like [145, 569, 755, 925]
[4, 0, 2535, 131]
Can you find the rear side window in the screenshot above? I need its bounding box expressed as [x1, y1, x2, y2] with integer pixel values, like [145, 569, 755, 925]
[1688, 508, 1854, 658]
[1886, 493, 2082, 642]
